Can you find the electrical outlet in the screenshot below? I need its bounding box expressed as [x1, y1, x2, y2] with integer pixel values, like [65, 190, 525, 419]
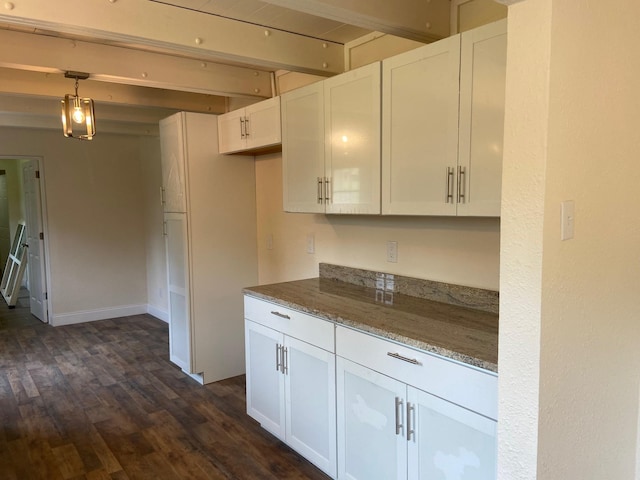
[306, 234, 315, 254]
[387, 241, 398, 263]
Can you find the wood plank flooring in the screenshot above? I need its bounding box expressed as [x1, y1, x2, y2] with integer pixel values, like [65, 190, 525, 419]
[0, 301, 330, 479]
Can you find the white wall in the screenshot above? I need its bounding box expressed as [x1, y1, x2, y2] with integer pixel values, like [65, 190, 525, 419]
[255, 153, 501, 289]
[139, 135, 168, 320]
[500, 0, 640, 478]
[0, 127, 150, 324]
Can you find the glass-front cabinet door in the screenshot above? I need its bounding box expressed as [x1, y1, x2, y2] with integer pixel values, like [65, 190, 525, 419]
[407, 386, 497, 480]
[337, 357, 407, 480]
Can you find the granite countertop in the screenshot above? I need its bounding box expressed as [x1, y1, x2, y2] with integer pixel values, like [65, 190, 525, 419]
[243, 276, 499, 373]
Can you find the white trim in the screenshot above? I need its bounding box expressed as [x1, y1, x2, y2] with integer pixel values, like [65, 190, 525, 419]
[147, 304, 169, 323]
[50, 304, 147, 326]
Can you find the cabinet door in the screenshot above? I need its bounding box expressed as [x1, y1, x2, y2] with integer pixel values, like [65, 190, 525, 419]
[165, 212, 191, 372]
[407, 387, 496, 480]
[325, 62, 381, 215]
[337, 357, 407, 480]
[245, 320, 286, 440]
[281, 81, 326, 213]
[457, 20, 507, 217]
[160, 113, 187, 213]
[381, 35, 460, 215]
[246, 97, 281, 149]
[217, 108, 246, 154]
[285, 336, 337, 478]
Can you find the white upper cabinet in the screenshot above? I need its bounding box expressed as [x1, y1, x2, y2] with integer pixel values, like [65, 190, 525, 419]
[324, 62, 381, 215]
[218, 96, 281, 154]
[382, 19, 506, 216]
[282, 62, 381, 215]
[281, 81, 325, 214]
[382, 34, 461, 216]
[457, 19, 507, 217]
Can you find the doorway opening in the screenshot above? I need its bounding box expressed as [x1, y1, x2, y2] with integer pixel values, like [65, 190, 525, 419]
[0, 156, 50, 323]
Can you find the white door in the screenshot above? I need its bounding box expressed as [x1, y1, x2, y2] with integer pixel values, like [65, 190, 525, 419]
[382, 34, 461, 215]
[245, 97, 281, 149]
[457, 19, 507, 217]
[324, 62, 381, 215]
[407, 386, 497, 480]
[245, 320, 286, 440]
[165, 212, 191, 372]
[337, 357, 407, 480]
[285, 335, 337, 478]
[281, 81, 326, 213]
[22, 159, 47, 323]
[159, 113, 187, 213]
[217, 108, 246, 154]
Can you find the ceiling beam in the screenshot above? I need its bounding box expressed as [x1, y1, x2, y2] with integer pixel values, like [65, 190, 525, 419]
[0, 0, 344, 76]
[261, 0, 450, 42]
[0, 29, 273, 98]
[0, 68, 228, 114]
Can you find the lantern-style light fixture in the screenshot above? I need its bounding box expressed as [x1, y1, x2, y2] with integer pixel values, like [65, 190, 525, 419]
[61, 71, 96, 140]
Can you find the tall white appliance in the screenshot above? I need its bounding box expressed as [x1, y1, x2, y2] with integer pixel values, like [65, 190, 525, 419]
[160, 111, 257, 384]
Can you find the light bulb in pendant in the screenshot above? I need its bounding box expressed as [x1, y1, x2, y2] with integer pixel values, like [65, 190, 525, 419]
[72, 106, 85, 124]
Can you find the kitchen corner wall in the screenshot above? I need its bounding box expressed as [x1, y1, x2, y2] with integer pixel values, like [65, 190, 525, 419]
[255, 153, 501, 290]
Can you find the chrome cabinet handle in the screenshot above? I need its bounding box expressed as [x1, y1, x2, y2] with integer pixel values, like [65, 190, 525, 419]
[395, 397, 404, 435]
[244, 117, 250, 137]
[324, 177, 331, 203]
[162, 221, 167, 237]
[282, 347, 288, 374]
[160, 186, 166, 206]
[445, 167, 454, 203]
[270, 311, 291, 320]
[387, 352, 421, 365]
[407, 402, 415, 441]
[317, 177, 323, 204]
[457, 166, 466, 203]
[275, 343, 282, 372]
[240, 118, 246, 138]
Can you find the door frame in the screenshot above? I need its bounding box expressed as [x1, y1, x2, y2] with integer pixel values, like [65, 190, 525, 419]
[0, 155, 52, 321]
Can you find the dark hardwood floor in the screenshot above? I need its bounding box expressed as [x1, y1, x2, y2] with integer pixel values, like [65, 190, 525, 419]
[0, 295, 330, 479]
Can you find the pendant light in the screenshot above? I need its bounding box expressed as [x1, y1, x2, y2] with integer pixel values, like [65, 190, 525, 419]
[61, 71, 96, 140]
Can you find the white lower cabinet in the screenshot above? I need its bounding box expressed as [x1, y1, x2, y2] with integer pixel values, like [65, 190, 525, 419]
[244, 297, 497, 480]
[244, 297, 337, 478]
[336, 326, 497, 480]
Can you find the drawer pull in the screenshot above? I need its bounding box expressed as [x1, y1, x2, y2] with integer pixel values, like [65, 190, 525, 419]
[270, 311, 291, 320]
[387, 352, 421, 365]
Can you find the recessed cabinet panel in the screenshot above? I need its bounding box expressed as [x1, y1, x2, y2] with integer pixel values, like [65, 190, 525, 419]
[457, 20, 507, 217]
[382, 35, 461, 215]
[165, 212, 191, 371]
[160, 114, 187, 213]
[325, 62, 381, 214]
[282, 82, 325, 213]
[286, 336, 337, 478]
[245, 320, 286, 440]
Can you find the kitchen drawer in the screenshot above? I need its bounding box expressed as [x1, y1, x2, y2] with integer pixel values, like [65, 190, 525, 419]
[336, 325, 497, 419]
[244, 296, 334, 352]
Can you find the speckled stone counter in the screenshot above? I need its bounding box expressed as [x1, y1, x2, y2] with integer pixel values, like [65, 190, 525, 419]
[243, 266, 499, 373]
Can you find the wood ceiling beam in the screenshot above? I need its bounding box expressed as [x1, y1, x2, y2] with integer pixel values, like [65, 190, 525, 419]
[260, 0, 451, 42]
[0, 0, 344, 76]
[0, 29, 273, 99]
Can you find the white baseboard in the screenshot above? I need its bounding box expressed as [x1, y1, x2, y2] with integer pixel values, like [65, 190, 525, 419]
[147, 304, 169, 323]
[50, 304, 148, 326]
